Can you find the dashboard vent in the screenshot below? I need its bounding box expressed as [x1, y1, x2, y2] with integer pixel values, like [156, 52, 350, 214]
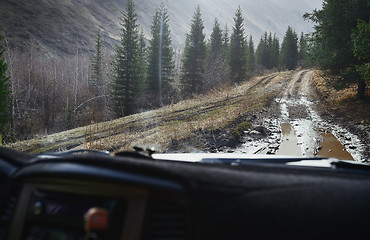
[0, 187, 19, 240]
[145, 196, 190, 240]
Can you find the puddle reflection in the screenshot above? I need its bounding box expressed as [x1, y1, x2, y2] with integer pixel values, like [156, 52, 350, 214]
[277, 123, 302, 157]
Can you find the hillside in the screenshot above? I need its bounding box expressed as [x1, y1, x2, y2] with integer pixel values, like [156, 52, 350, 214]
[0, 0, 322, 56]
[7, 70, 369, 161]
[7, 71, 291, 153]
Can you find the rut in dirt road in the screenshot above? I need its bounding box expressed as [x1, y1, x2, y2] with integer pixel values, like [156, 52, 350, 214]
[237, 69, 365, 161]
[277, 70, 320, 157]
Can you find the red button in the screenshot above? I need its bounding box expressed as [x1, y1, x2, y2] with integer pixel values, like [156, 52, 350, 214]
[85, 208, 109, 231]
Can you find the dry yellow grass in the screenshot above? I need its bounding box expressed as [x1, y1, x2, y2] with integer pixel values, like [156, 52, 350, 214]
[313, 70, 370, 125]
[313, 70, 360, 102]
[7, 71, 291, 153]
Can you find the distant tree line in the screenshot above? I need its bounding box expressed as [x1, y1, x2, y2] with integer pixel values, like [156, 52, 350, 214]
[109, 0, 308, 117]
[0, 0, 309, 142]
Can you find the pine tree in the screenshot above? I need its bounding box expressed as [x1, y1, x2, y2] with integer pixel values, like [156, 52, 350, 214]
[205, 18, 228, 88]
[305, 0, 369, 98]
[180, 5, 207, 97]
[222, 24, 229, 57]
[246, 36, 255, 73]
[0, 35, 10, 139]
[110, 0, 144, 116]
[139, 28, 148, 70]
[352, 19, 370, 98]
[280, 26, 298, 70]
[265, 32, 273, 69]
[271, 34, 280, 69]
[255, 32, 275, 70]
[210, 19, 224, 59]
[229, 6, 247, 83]
[89, 32, 104, 95]
[298, 32, 310, 67]
[255, 37, 264, 67]
[147, 3, 174, 107]
[89, 32, 107, 117]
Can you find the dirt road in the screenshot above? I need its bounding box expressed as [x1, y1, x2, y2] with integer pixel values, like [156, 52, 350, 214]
[236, 70, 365, 161]
[8, 69, 367, 161]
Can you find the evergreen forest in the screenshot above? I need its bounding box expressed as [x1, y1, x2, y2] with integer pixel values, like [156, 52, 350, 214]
[0, 0, 368, 143]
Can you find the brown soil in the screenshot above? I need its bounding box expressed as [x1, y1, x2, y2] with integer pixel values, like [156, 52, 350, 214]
[312, 71, 370, 161]
[8, 69, 368, 162]
[317, 129, 354, 160]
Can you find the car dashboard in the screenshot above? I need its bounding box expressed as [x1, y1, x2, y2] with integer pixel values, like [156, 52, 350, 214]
[1, 147, 370, 239]
[0, 149, 190, 240]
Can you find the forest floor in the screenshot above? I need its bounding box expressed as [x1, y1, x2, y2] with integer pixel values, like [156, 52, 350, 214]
[8, 69, 370, 161]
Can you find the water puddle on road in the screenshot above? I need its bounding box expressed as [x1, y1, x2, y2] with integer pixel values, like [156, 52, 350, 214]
[276, 123, 355, 160]
[276, 123, 302, 157]
[235, 70, 364, 161]
[317, 129, 354, 160]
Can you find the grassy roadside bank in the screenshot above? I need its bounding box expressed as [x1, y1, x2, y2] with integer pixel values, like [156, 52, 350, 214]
[7, 71, 291, 154]
[312, 70, 370, 160]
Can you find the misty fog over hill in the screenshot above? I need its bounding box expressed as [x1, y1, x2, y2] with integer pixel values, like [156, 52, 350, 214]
[0, 0, 322, 56]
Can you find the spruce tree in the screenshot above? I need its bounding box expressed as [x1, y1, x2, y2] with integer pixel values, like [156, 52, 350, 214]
[255, 32, 279, 70]
[210, 19, 224, 59]
[229, 6, 247, 83]
[180, 5, 207, 97]
[305, 0, 369, 98]
[139, 28, 148, 72]
[111, 0, 144, 116]
[255, 37, 264, 67]
[205, 18, 228, 88]
[0, 35, 10, 139]
[89, 32, 108, 119]
[271, 35, 280, 69]
[352, 19, 370, 97]
[246, 36, 255, 73]
[298, 32, 306, 64]
[280, 26, 298, 70]
[222, 24, 229, 57]
[265, 32, 273, 69]
[90, 32, 104, 96]
[147, 3, 174, 107]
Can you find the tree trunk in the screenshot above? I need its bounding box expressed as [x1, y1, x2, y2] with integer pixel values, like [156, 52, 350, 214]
[357, 79, 366, 100]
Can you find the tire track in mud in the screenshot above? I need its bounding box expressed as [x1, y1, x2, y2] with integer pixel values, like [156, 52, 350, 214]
[17, 73, 284, 153]
[12, 70, 365, 159]
[278, 70, 364, 160]
[237, 69, 365, 161]
[276, 70, 320, 157]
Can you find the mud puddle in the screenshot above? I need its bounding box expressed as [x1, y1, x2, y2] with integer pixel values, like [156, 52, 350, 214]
[317, 129, 354, 160]
[276, 123, 302, 156]
[237, 93, 362, 160]
[240, 116, 358, 160]
[234, 70, 366, 161]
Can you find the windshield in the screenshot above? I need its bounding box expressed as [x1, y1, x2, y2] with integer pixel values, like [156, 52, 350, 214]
[0, 0, 368, 162]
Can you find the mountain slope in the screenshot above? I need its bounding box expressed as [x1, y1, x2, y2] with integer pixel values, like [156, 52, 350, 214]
[0, 0, 322, 56]
[7, 69, 368, 161]
[7, 71, 291, 153]
[0, 0, 123, 55]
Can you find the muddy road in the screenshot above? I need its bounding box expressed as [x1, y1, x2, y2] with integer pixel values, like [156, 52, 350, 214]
[9, 69, 367, 161]
[235, 70, 367, 162]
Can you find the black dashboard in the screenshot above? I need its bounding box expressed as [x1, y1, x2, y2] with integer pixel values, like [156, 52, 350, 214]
[1, 147, 370, 239]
